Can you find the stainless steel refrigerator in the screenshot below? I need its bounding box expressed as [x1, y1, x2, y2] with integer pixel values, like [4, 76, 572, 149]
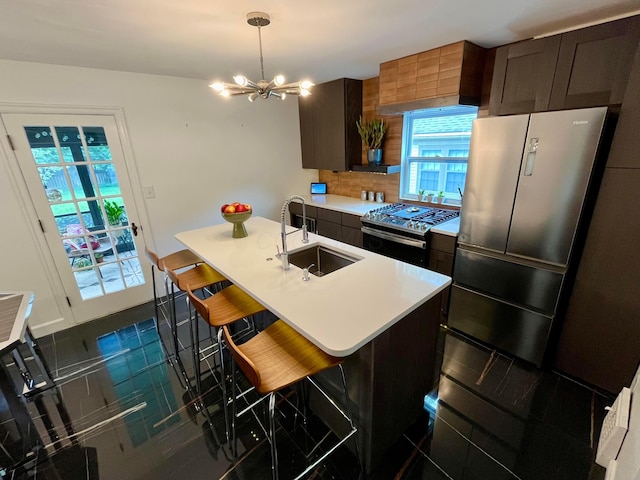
[448, 106, 611, 366]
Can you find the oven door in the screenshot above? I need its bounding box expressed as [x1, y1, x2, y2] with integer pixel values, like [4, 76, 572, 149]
[361, 225, 427, 267]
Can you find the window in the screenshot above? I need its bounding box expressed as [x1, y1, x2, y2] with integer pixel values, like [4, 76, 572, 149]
[400, 105, 477, 203]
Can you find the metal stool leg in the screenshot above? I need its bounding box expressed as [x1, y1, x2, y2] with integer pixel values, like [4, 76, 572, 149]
[218, 327, 230, 444]
[269, 392, 279, 480]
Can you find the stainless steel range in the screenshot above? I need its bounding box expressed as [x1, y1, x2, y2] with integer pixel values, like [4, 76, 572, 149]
[361, 203, 459, 267]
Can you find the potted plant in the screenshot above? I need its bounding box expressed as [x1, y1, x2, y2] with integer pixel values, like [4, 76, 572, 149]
[104, 200, 125, 226]
[436, 191, 445, 204]
[94, 252, 104, 264]
[419, 190, 432, 202]
[356, 116, 387, 166]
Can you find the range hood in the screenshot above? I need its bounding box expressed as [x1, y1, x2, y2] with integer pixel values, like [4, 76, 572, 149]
[377, 41, 487, 115]
[351, 164, 401, 174]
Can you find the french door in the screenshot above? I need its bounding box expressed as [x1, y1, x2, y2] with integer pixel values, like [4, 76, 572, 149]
[2, 113, 149, 323]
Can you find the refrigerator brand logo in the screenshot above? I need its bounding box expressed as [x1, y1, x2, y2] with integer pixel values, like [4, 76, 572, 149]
[573, 120, 589, 125]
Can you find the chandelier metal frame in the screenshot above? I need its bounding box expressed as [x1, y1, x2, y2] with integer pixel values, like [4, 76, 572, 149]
[209, 12, 313, 101]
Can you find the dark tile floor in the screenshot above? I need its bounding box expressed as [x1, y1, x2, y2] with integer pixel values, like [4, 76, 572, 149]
[0, 299, 614, 480]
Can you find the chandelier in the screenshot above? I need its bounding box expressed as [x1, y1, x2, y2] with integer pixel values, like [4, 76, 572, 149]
[209, 12, 313, 101]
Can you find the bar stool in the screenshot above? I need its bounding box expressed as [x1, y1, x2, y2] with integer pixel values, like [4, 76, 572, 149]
[222, 320, 360, 480]
[164, 264, 227, 363]
[144, 246, 202, 328]
[185, 286, 267, 442]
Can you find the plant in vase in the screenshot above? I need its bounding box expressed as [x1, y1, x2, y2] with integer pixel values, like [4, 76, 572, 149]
[356, 116, 387, 166]
[436, 191, 445, 204]
[104, 200, 125, 226]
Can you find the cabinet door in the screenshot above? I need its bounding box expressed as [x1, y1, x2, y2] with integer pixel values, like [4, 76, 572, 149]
[298, 78, 363, 171]
[602, 27, 640, 169]
[313, 80, 347, 171]
[341, 226, 363, 248]
[554, 168, 640, 393]
[317, 219, 341, 241]
[549, 16, 640, 110]
[489, 36, 561, 115]
[299, 92, 317, 169]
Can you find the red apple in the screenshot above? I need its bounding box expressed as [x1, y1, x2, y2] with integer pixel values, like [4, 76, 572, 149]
[244, 204, 252, 211]
[221, 203, 229, 212]
[224, 205, 236, 214]
[235, 204, 246, 213]
[232, 202, 241, 207]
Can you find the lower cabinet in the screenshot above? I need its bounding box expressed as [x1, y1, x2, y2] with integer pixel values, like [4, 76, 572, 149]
[316, 207, 363, 247]
[341, 213, 363, 248]
[428, 232, 456, 322]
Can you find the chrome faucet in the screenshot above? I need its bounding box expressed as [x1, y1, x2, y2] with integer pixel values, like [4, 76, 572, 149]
[279, 195, 309, 270]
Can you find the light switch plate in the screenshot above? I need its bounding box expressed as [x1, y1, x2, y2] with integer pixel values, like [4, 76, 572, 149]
[142, 185, 156, 199]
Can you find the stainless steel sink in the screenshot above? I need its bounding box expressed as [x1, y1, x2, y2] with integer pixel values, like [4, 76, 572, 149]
[288, 244, 360, 277]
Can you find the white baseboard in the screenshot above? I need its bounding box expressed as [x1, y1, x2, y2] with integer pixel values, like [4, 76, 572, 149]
[29, 316, 73, 338]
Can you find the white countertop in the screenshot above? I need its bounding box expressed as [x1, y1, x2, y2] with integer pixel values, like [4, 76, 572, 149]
[431, 217, 460, 236]
[176, 216, 450, 357]
[295, 194, 391, 216]
[0, 291, 34, 352]
[295, 194, 460, 236]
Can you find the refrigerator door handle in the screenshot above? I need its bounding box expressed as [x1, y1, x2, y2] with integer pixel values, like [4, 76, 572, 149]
[524, 138, 539, 176]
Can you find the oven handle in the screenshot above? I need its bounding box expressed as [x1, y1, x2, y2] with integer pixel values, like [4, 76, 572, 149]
[361, 226, 427, 249]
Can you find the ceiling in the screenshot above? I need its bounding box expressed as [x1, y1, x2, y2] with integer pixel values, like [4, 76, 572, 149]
[1, 0, 639, 86]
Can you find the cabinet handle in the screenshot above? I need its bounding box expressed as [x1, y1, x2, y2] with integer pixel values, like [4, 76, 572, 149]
[524, 138, 539, 176]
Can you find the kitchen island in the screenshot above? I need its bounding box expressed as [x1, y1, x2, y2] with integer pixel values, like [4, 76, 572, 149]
[176, 216, 450, 471]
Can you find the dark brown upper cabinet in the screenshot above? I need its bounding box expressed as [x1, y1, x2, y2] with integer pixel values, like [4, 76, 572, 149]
[490, 15, 640, 116]
[549, 15, 640, 110]
[299, 78, 363, 171]
[489, 36, 561, 115]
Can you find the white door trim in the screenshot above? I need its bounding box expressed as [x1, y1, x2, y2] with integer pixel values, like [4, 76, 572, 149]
[0, 103, 155, 331]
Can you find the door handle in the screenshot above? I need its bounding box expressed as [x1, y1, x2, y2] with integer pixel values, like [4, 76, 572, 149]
[524, 138, 539, 176]
[131, 222, 138, 236]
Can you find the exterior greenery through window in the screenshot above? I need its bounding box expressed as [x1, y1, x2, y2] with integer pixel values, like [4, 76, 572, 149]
[400, 105, 478, 202]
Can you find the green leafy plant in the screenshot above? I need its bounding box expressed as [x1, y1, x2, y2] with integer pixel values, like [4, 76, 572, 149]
[438, 191, 445, 198]
[418, 189, 425, 196]
[356, 116, 387, 150]
[104, 200, 125, 226]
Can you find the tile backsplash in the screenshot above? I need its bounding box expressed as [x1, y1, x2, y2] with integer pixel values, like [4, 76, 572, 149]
[319, 170, 400, 203]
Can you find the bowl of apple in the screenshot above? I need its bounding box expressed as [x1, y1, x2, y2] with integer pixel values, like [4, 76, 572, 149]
[221, 202, 253, 238]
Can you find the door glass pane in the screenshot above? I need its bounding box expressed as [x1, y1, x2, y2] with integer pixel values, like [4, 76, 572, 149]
[24, 124, 144, 300]
[65, 164, 98, 200]
[96, 164, 121, 196]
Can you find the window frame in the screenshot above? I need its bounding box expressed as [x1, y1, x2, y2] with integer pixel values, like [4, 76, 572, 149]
[399, 106, 478, 205]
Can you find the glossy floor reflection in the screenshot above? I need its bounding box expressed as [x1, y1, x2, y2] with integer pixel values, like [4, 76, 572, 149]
[1, 302, 614, 480]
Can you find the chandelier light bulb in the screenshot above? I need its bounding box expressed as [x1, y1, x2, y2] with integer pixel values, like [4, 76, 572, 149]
[300, 89, 311, 97]
[210, 82, 225, 92]
[274, 75, 285, 86]
[248, 92, 259, 102]
[233, 75, 248, 86]
[300, 80, 314, 90]
[220, 89, 231, 97]
[281, 92, 287, 100]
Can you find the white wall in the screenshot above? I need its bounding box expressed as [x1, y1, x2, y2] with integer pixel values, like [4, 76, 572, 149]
[0, 59, 317, 333]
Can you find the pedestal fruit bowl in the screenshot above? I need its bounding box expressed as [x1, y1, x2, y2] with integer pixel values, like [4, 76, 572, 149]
[221, 203, 252, 238]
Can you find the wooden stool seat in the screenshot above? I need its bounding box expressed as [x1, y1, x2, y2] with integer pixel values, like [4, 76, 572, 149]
[160, 249, 201, 272]
[166, 263, 226, 291]
[188, 285, 266, 328]
[229, 320, 341, 395]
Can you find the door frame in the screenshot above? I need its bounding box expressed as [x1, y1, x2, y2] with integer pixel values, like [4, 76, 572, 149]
[0, 103, 154, 332]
